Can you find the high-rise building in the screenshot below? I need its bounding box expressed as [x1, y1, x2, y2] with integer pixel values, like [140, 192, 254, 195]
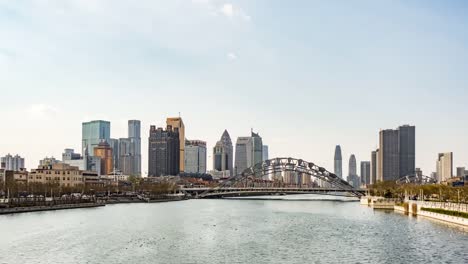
[334, 145, 343, 178]
[398, 125, 416, 177]
[185, 140, 207, 174]
[235, 137, 253, 175]
[360, 161, 371, 185]
[166, 117, 185, 173]
[378, 125, 416, 182]
[349, 154, 357, 176]
[262, 145, 269, 161]
[251, 131, 263, 167]
[1, 154, 25, 171]
[370, 150, 377, 184]
[93, 141, 113, 176]
[82, 120, 111, 158]
[436, 152, 453, 183]
[376, 149, 382, 182]
[347, 154, 360, 188]
[128, 120, 141, 176]
[456, 167, 466, 178]
[213, 130, 234, 175]
[379, 129, 400, 181]
[148, 125, 180, 176]
[109, 138, 120, 172]
[117, 120, 142, 176]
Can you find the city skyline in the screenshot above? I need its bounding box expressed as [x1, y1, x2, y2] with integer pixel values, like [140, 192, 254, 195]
[1, 1, 468, 177]
[0, 118, 466, 178]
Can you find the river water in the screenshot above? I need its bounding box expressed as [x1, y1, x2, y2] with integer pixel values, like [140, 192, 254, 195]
[0, 195, 467, 264]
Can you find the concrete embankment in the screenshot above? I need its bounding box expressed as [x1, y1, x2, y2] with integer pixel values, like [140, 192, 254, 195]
[395, 201, 468, 227]
[0, 203, 105, 215]
[362, 196, 468, 227]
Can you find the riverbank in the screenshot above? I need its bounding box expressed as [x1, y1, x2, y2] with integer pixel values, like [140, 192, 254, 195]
[105, 197, 187, 204]
[0, 203, 105, 215]
[362, 196, 468, 227]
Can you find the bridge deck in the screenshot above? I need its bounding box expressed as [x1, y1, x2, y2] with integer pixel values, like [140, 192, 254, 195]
[182, 187, 365, 198]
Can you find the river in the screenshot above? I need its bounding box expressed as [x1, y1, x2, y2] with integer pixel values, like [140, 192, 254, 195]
[0, 195, 467, 264]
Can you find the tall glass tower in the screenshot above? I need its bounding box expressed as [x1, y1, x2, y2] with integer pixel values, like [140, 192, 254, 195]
[82, 120, 111, 157]
[334, 145, 342, 178]
[251, 131, 263, 167]
[128, 120, 141, 176]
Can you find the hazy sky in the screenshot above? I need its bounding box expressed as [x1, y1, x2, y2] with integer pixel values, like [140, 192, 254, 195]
[1, 0, 467, 177]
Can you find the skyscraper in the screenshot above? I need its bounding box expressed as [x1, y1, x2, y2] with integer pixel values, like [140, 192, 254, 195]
[119, 138, 133, 175]
[262, 145, 269, 161]
[370, 150, 377, 184]
[185, 140, 207, 174]
[347, 154, 360, 188]
[377, 125, 416, 182]
[116, 120, 142, 176]
[213, 130, 234, 174]
[109, 138, 120, 172]
[93, 141, 113, 176]
[251, 131, 263, 167]
[1, 154, 25, 171]
[235, 137, 253, 175]
[148, 125, 180, 176]
[334, 145, 342, 178]
[379, 129, 400, 181]
[376, 149, 381, 182]
[436, 152, 453, 183]
[349, 154, 357, 176]
[456, 167, 465, 178]
[398, 125, 416, 177]
[360, 161, 371, 185]
[166, 117, 185, 173]
[82, 120, 111, 158]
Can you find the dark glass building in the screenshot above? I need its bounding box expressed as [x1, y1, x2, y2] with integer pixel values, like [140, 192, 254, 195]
[398, 125, 416, 178]
[378, 125, 415, 181]
[148, 125, 180, 176]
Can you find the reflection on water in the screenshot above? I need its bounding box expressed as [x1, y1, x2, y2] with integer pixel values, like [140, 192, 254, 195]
[0, 197, 467, 264]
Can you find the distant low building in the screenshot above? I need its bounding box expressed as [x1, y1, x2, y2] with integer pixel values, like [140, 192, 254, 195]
[208, 170, 231, 179]
[456, 167, 466, 178]
[4, 169, 28, 185]
[39, 157, 60, 166]
[29, 163, 85, 187]
[62, 149, 86, 170]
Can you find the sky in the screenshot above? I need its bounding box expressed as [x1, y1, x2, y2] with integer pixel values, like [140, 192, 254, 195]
[1, 0, 468, 177]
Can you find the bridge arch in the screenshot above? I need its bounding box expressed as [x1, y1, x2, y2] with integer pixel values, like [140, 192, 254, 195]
[205, 157, 362, 197]
[396, 174, 437, 185]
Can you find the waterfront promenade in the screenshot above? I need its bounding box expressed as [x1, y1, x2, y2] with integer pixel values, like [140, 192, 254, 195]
[361, 196, 468, 227]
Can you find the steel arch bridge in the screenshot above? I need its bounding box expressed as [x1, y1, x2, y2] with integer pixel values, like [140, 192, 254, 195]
[396, 174, 437, 185]
[195, 157, 364, 198]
